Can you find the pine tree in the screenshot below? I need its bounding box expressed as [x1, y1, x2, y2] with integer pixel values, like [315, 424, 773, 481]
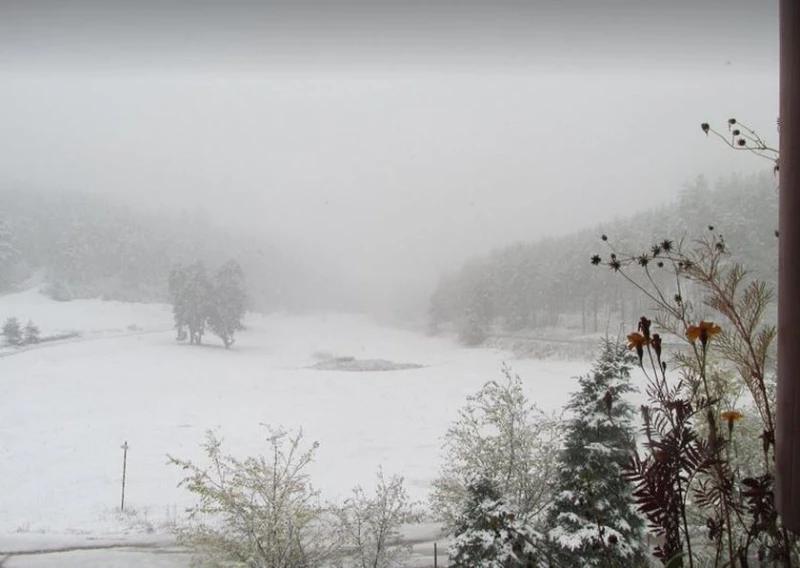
[546, 340, 646, 567]
[457, 278, 492, 346]
[449, 475, 542, 568]
[0, 216, 20, 291]
[2, 317, 22, 346]
[208, 260, 247, 349]
[169, 261, 213, 345]
[23, 320, 40, 345]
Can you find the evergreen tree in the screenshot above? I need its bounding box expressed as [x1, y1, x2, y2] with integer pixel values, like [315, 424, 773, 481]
[2, 317, 22, 346]
[449, 475, 542, 568]
[169, 261, 213, 344]
[457, 277, 492, 346]
[208, 260, 247, 349]
[546, 340, 646, 567]
[23, 320, 40, 345]
[0, 216, 20, 291]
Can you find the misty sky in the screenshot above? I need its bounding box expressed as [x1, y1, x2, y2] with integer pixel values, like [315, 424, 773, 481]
[0, 1, 780, 302]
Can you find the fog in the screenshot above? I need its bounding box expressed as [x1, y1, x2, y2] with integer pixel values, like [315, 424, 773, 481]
[0, 1, 779, 317]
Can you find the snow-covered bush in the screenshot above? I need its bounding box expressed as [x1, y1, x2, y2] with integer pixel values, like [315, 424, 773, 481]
[169, 427, 339, 568]
[431, 366, 564, 531]
[449, 475, 545, 567]
[332, 468, 422, 568]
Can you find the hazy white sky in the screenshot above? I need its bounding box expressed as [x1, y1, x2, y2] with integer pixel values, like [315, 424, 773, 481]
[0, 1, 780, 300]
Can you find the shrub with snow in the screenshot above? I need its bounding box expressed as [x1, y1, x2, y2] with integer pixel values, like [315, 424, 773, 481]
[332, 468, 422, 568]
[169, 427, 339, 567]
[431, 365, 564, 531]
[449, 475, 544, 567]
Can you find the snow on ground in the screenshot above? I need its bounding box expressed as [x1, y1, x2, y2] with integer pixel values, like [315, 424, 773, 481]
[0, 286, 171, 339]
[0, 288, 599, 562]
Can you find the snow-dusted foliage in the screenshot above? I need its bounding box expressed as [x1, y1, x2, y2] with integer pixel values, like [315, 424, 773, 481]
[332, 468, 421, 568]
[545, 340, 646, 567]
[169, 427, 339, 568]
[449, 475, 545, 567]
[431, 366, 563, 531]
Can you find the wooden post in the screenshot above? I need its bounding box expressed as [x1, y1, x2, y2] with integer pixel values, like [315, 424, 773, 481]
[778, 0, 800, 533]
[433, 542, 438, 568]
[120, 441, 129, 512]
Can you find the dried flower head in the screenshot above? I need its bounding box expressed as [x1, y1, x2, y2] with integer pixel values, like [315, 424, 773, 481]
[591, 254, 602, 266]
[660, 239, 673, 252]
[601, 234, 608, 241]
[728, 117, 737, 126]
[701, 122, 710, 134]
[638, 316, 652, 339]
[737, 138, 747, 146]
[637, 255, 649, 267]
[651, 333, 662, 359]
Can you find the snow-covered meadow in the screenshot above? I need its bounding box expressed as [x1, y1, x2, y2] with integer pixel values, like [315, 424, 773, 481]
[0, 288, 596, 559]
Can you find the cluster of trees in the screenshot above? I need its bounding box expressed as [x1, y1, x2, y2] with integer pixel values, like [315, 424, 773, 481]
[437, 341, 645, 566]
[429, 172, 778, 344]
[168, 260, 247, 348]
[1, 316, 39, 346]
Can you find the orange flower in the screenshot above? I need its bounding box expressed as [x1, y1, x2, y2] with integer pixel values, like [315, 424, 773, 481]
[686, 321, 722, 347]
[627, 332, 646, 364]
[722, 410, 743, 434]
[627, 332, 647, 350]
[721, 410, 743, 422]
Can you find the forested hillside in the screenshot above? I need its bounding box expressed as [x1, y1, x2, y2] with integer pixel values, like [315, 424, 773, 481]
[0, 187, 352, 313]
[429, 171, 778, 344]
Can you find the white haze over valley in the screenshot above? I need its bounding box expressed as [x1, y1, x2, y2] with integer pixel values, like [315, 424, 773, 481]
[0, 2, 780, 566]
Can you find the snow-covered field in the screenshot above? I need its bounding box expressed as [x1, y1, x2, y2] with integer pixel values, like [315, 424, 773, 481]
[0, 288, 595, 565]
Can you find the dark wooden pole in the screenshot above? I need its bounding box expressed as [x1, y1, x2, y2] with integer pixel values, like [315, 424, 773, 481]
[120, 441, 129, 512]
[777, 0, 800, 533]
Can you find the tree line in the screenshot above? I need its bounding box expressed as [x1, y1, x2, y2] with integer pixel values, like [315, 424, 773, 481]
[0, 187, 355, 313]
[428, 171, 778, 345]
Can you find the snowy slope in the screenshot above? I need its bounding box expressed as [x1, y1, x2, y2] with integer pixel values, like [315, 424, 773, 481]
[0, 288, 593, 551]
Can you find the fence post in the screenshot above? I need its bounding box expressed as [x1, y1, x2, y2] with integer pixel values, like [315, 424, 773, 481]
[120, 441, 129, 511]
[434, 541, 438, 568]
